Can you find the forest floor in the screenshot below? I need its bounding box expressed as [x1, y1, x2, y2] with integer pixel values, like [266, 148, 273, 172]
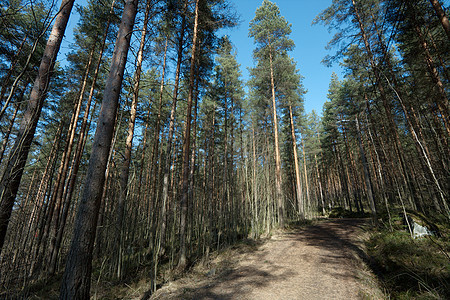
[145, 218, 385, 300]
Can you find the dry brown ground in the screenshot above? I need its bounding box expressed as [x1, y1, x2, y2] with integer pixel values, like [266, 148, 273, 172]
[148, 219, 385, 300]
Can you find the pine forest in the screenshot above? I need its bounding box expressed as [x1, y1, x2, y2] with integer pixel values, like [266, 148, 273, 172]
[0, 0, 448, 299]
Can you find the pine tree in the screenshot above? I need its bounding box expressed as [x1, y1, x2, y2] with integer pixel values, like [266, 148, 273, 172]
[60, 0, 138, 297]
[249, 0, 295, 227]
[0, 0, 75, 255]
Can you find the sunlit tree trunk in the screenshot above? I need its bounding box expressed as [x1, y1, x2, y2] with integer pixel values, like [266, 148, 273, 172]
[178, 0, 200, 270]
[0, 0, 75, 255]
[268, 47, 284, 227]
[288, 105, 304, 218]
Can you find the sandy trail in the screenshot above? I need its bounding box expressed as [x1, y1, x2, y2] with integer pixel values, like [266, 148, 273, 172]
[150, 219, 383, 300]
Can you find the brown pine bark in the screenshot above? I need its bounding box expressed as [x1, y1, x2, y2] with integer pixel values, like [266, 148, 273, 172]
[62, 0, 117, 215]
[0, 0, 75, 255]
[153, 37, 169, 261]
[371, 10, 445, 212]
[47, 45, 96, 275]
[288, 105, 304, 219]
[45, 0, 117, 269]
[115, 0, 151, 279]
[355, 116, 377, 224]
[148, 37, 169, 231]
[268, 46, 284, 227]
[314, 151, 325, 216]
[429, 0, 450, 40]
[351, 0, 415, 206]
[59, 1, 138, 298]
[222, 80, 229, 226]
[301, 136, 311, 216]
[48, 0, 116, 269]
[408, 5, 449, 135]
[159, 0, 188, 257]
[28, 123, 64, 276]
[178, 0, 200, 270]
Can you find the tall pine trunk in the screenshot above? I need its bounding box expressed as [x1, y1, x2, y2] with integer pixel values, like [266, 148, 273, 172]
[159, 0, 188, 257]
[115, 0, 151, 279]
[268, 47, 284, 227]
[47, 44, 96, 275]
[289, 105, 304, 219]
[0, 0, 75, 255]
[178, 0, 200, 270]
[59, 1, 138, 298]
[429, 0, 450, 40]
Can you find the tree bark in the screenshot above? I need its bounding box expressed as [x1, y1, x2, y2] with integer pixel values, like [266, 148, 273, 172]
[355, 116, 377, 224]
[0, 102, 20, 166]
[47, 44, 96, 275]
[178, 0, 200, 270]
[268, 46, 284, 227]
[159, 0, 188, 258]
[59, 1, 138, 298]
[429, 0, 450, 40]
[0, 0, 74, 255]
[115, 0, 151, 279]
[408, 7, 449, 135]
[289, 105, 304, 219]
[351, 0, 415, 208]
[301, 136, 310, 216]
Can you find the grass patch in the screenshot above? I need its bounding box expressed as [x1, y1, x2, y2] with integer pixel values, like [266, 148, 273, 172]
[366, 228, 450, 299]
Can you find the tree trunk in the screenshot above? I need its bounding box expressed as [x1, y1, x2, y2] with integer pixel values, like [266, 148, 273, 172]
[355, 116, 377, 224]
[178, 0, 200, 270]
[47, 44, 96, 275]
[148, 37, 169, 234]
[429, 0, 450, 40]
[59, 1, 138, 298]
[268, 46, 284, 227]
[289, 105, 304, 219]
[351, 0, 415, 209]
[0, 0, 75, 255]
[314, 152, 325, 216]
[115, 0, 151, 279]
[151, 36, 169, 274]
[159, 0, 188, 258]
[409, 8, 449, 135]
[0, 102, 20, 165]
[301, 137, 310, 216]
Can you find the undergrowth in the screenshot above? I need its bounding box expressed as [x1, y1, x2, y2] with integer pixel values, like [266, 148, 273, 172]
[366, 218, 450, 299]
[328, 206, 371, 218]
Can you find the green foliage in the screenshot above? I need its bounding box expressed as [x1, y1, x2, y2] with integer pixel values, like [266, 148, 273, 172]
[249, 0, 294, 60]
[367, 228, 450, 299]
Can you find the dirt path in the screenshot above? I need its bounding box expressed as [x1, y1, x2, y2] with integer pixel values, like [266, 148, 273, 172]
[149, 219, 384, 300]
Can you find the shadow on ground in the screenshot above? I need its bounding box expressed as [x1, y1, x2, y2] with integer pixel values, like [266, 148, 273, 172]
[150, 218, 376, 300]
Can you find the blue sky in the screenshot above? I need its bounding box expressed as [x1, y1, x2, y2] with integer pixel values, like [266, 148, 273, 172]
[59, 0, 343, 115]
[225, 0, 343, 114]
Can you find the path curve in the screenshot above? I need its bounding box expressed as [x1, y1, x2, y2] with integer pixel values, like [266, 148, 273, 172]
[150, 219, 383, 300]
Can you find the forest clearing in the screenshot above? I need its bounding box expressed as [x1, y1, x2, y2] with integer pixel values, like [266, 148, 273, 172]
[0, 0, 449, 299]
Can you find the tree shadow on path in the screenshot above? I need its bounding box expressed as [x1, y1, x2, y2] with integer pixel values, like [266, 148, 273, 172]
[150, 218, 378, 300]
